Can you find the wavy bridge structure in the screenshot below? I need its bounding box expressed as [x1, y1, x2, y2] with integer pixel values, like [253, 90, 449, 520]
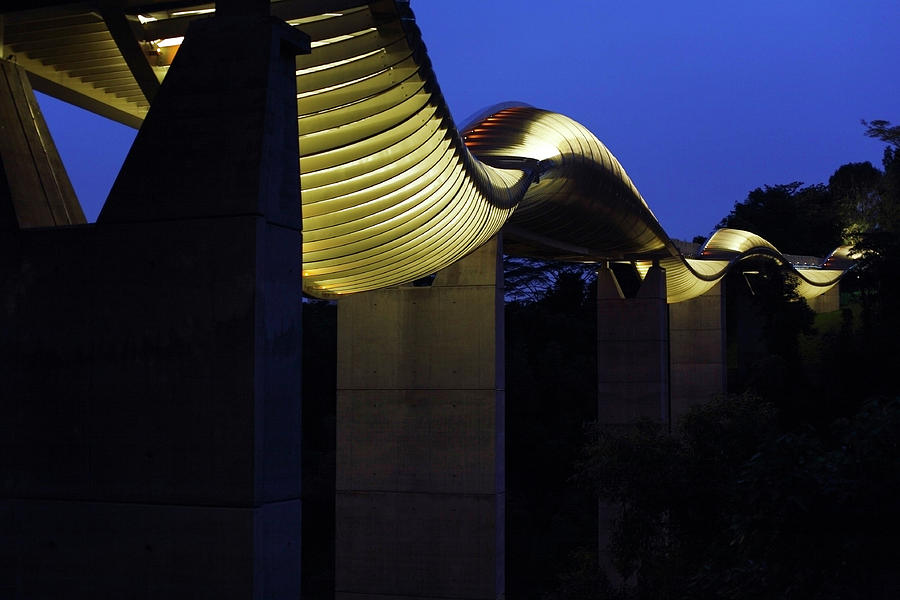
[293, 2, 852, 300]
[1, 0, 851, 300]
[0, 2, 852, 599]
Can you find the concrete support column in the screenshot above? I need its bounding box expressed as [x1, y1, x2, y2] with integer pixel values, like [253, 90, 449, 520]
[808, 283, 840, 314]
[0, 14, 308, 600]
[336, 237, 505, 600]
[596, 263, 669, 425]
[595, 263, 668, 585]
[669, 282, 726, 423]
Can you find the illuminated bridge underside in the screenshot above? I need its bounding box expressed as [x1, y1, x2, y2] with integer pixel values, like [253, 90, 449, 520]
[3, 0, 853, 302]
[294, 1, 850, 301]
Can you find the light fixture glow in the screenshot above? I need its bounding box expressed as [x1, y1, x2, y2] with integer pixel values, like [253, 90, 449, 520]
[310, 28, 378, 49]
[295, 49, 382, 76]
[170, 8, 215, 17]
[153, 36, 184, 48]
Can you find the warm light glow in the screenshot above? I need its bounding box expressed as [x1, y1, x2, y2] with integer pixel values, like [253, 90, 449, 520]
[296, 70, 384, 99]
[170, 8, 215, 17]
[278, 3, 855, 299]
[310, 28, 378, 49]
[0, 1, 852, 301]
[154, 36, 184, 48]
[286, 7, 366, 27]
[295, 49, 383, 76]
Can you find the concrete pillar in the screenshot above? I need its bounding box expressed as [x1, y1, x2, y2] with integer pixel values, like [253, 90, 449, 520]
[669, 282, 726, 423]
[596, 263, 669, 425]
[0, 58, 84, 229]
[595, 263, 668, 586]
[335, 237, 505, 600]
[808, 283, 840, 314]
[0, 14, 308, 600]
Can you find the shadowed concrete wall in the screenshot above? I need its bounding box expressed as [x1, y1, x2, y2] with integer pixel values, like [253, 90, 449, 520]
[669, 281, 726, 423]
[597, 263, 669, 424]
[0, 13, 307, 599]
[336, 237, 505, 600]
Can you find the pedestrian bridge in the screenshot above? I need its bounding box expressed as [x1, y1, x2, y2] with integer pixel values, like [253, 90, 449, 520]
[0, 3, 855, 598]
[2, 0, 852, 300]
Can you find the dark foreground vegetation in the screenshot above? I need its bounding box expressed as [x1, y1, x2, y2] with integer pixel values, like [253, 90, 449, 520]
[534, 120, 900, 599]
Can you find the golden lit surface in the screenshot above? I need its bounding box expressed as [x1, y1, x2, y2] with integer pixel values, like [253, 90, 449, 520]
[626, 229, 851, 303]
[292, 2, 852, 301]
[1, 0, 855, 301]
[295, 4, 531, 297]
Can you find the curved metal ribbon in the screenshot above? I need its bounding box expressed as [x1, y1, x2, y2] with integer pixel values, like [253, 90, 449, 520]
[296, 1, 851, 301]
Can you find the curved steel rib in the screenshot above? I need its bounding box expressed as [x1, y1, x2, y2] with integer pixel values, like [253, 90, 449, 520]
[296, 1, 851, 301]
[297, 2, 529, 297]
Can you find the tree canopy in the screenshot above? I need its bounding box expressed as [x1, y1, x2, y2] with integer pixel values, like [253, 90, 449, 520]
[717, 182, 842, 256]
[715, 119, 900, 259]
[544, 119, 900, 599]
[567, 395, 900, 600]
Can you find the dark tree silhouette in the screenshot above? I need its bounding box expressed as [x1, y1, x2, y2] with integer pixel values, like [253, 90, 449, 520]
[506, 267, 599, 598]
[717, 182, 843, 256]
[543, 118, 900, 600]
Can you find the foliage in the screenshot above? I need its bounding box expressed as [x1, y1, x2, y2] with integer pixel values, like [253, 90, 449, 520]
[861, 119, 900, 147]
[715, 120, 899, 258]
[568, 395, 900, 600]
[572, 394, 775, 599]
[723, 258, 819, 426]
[504, 255, 597, 303]
[745, 260, 815, 359]
[845, 120, 900, 396]
[542, 549, 620, 600]
[506, 264, 600, 597]
[828, 161, 883, 238]
[716, 182, 842, 256]
[717, 396, 900, 600]
[544, 118, 900, 599]
[716, 116, 900, 408]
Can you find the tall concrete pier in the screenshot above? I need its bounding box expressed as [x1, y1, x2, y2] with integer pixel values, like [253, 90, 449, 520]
[336, 237, 506, 600]
[669, 282, 727, 423]
[597, 263, 670, 424]
[594, 264, 727, 583]
[597, 265, 728, 427]
[0, 11, 308, 599]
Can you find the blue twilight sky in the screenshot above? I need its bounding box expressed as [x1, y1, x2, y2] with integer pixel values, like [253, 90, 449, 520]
[36, 0, 900, 241]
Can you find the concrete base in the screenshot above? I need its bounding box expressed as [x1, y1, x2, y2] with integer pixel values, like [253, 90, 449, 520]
[669, 282, 726, 423]
[0, 218, 302, 598]
[336, 237, 505, 600]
